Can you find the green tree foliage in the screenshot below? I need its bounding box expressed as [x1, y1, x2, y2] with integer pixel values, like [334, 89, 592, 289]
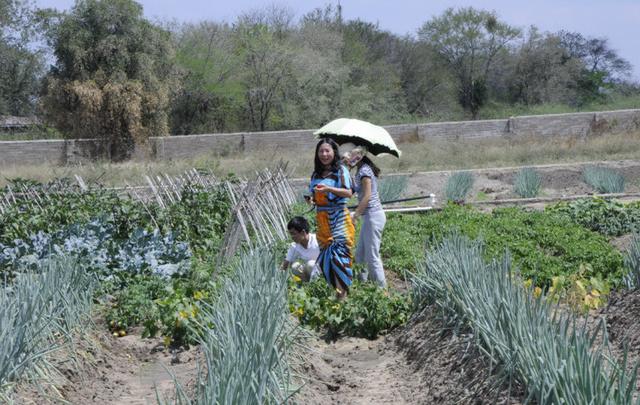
[397, 38, 459, 119]
[20, 3, 638, 140]
[234, 6, 295, 131]
[170, 4, 416, 133]
[418, 7, 521, 118]
[170, 21, 241, 134]
[165, 5, 638, 134]
[506, 28, 582, 105]
[282, 5, 349, 128]
[339, 20, 408, 121]
[0, 0, 44, 115]
[558, 31, 632, 105]
[41, 0, 177, 160]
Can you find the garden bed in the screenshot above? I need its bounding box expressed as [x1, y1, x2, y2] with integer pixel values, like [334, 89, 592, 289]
[3, 160, 640, 404]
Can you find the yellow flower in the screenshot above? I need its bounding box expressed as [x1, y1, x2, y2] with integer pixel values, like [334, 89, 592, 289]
[533, 286, 542, 298]
[584, 294, 601, 309]
[331, 304, 340, 311]
[193, 290, 206, 300]
[178, 310, 189, 320]
[163, 336, 172, 347]
[293, 307, 304, 317]
[292, 275, 302, 283]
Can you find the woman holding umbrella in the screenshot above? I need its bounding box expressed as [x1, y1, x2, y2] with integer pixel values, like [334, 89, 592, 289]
[345, 145, 387, 287]
[309, 138, 356, 300]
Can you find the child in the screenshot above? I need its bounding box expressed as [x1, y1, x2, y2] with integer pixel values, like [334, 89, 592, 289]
[280, 216, 320, 281]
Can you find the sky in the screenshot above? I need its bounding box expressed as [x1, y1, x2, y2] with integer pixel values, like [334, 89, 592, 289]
[35, 0, 640, 81]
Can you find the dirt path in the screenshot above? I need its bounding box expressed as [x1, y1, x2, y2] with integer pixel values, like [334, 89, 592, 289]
[296, 335, 428, 404]
[73, 332, 199, 405]
[294, 305, 525, 405]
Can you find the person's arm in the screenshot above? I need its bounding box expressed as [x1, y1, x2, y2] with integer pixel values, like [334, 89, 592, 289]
[352, 177, 371, 221]
[304, 195, 313, 205]
[313, 166, 353, 198]
[314, 183, 353, 198]
[281, 245, 296, 271]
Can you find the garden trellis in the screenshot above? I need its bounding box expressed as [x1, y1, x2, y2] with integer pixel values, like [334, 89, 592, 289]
[0, 168, 221, 214]
[0, 164, 292, 213]
[218, 164, 297, 260]
[0, 163, 296, 258]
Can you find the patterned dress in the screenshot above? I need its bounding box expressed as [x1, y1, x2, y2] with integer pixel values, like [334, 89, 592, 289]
[309, 165, 356, 290]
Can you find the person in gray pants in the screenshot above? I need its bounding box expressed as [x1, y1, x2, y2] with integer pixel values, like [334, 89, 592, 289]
[343, 144, 387, 287]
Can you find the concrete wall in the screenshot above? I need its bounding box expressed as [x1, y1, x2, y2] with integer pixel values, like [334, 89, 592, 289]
[509, 112, 594, 137]
[417, 119, 509, 140]
[0, 139, 67, 166]
[153, 133, 245, 160]
[1, 109, 639, 166]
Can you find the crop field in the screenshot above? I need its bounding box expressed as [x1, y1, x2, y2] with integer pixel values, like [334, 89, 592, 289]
[3, 0, 640, 401]
[1, 157, 640, 404]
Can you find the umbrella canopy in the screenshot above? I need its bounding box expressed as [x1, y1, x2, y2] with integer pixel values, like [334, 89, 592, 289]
[313, 118, 402, 158]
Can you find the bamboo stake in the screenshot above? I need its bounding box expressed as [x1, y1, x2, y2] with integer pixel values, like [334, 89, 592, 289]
[145, 175, 165, 209]
[125, 181, 160, 229]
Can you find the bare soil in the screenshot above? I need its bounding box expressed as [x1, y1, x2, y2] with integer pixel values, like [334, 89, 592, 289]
[63, 331, 199, 405]
[401, 160, 640, 203]
[294, 306, 524, 404]
[12, 325, 200, 405]
[292, 159, 640, 206]
[602, 290, 640, 392]
[294, 334, 428, 404]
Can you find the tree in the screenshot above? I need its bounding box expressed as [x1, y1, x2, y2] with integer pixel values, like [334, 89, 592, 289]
[41, 0, 177, 160]
[339, 20, 407, 121]
[397, 37, 458, 118]
[558, 31, 632, 104]
[0, 0, 45, 115]
[506, 27, 583, 105]
[558, 31, 631, 78]
[170, 21, 241, 134]
[419, 7, 520, 118]
[234, 6, 295, 131]
[281, 6, 349, 128]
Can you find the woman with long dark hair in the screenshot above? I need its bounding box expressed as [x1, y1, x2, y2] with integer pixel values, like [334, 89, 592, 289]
[309, 138, 355, 299]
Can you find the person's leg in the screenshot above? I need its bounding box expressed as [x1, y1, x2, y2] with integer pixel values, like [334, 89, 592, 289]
[334, 273, 348, 300]
[362, 210, 387, 287]
[304, 260, 319, 281]
[355, 216, 370, 282]
[290, 261, 305, 280]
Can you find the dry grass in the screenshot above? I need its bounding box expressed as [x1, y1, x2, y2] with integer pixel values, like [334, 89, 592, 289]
[380, 131, 640, 174]
[1, 131, 639, 187]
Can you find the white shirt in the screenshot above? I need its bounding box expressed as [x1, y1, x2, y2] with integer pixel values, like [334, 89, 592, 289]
[285, 233, 320, 263]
